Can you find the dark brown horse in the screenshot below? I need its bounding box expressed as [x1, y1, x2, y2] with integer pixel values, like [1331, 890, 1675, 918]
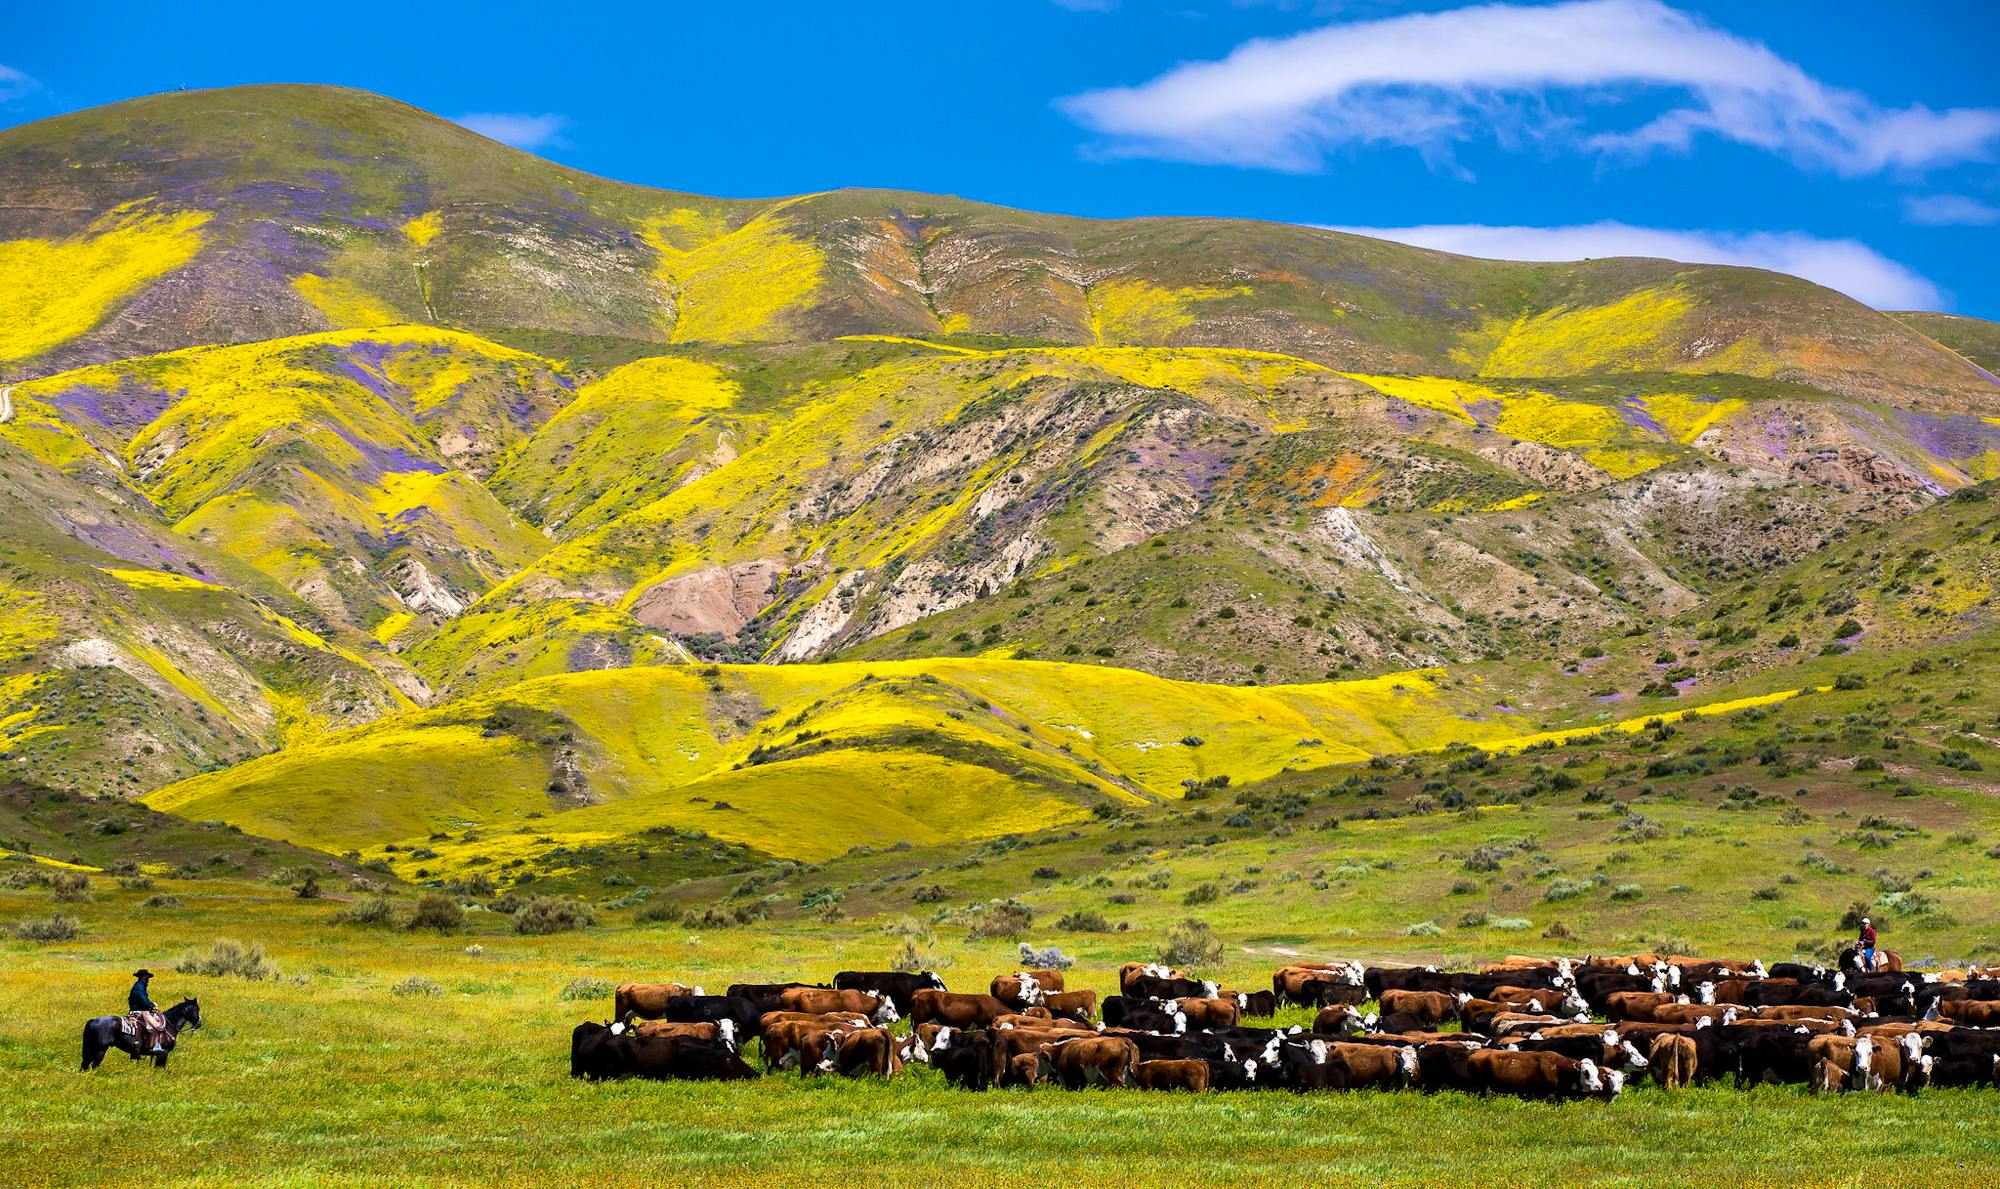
[81, 998, 201, 1070]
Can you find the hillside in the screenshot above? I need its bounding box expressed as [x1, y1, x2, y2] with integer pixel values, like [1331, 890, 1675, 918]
[0, 82, 1996, 877]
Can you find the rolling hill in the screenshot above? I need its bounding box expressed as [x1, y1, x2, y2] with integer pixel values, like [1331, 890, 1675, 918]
[1, 83, 1997, 878]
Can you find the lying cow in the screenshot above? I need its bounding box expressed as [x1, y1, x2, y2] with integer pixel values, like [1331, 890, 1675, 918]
[613, 982, 702, 1021]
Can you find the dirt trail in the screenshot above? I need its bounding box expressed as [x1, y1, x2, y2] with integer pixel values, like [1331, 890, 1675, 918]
[0, 386, 14, 424]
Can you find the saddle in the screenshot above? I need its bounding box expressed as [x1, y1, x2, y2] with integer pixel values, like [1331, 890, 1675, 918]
[121, 1011, 172, 1052]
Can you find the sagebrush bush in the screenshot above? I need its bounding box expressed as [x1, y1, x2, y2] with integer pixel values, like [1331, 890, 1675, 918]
[335, 895, 397, 926]
[559, 976, 616, 1003]
[12, 913, 79, 941]
[1056, 910, 1111, 932]
[391, 976, 443, 998]
[1018, 942, 1073, 970]
[1154, 918, 1223, 970]
[176, 939, 279, 980]
[1182, 882, 1220, 906]
[1402, 920, 1443, 937]
[141, 894, 182, 910]
[633, 900, 682, 924]
[513, 897, 594, 935]
[966, 900, 1034, 940]
[405, 893, 465, 933]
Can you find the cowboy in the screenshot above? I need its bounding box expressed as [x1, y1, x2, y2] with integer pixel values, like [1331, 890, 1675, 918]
[1858, 918, 1877, 973]
[128, 969, 167, 1053]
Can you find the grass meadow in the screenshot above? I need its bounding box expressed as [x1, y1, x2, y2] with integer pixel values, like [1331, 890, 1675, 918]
[6, 876, 2000, 1188]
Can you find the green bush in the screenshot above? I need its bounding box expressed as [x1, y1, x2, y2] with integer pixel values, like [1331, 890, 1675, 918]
[1056, 910, 1112, 932]
[406, 894, 465, 933]
[513, 897, 595, 935]
[12, 913, 79, 942]
[1181, 882, 1220, 906]
[966, 900, 1034, 940]
[559, 976, 616, 1003]
[1154, 918, 1224, 970]
[391, 976, 443, 998]
[176, 939, 279, 980]
[335, 895, 397, 926]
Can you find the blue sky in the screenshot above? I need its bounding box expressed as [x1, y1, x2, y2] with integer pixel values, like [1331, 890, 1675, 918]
[6, 0, 1996, 315]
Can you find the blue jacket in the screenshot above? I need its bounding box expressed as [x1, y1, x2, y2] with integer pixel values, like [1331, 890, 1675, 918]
[129, 980, 157, 1012]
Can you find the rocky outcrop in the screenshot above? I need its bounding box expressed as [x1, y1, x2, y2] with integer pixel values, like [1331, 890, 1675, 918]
[630, 559, 782, 638]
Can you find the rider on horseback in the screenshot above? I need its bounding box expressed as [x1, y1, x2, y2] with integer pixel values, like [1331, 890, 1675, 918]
[127, 969, 167, 1053]
[1858, 919, 1877, 973]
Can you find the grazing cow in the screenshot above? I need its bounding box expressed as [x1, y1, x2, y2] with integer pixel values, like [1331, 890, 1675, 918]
[934, 1029, 999, 1090]
[1312, 1006, 1368, 1036]
[1929, 1052, 2000, 1089]
[1040, 990, 1099, 1023]
[1471, 1049, 1616, 1099]
[1040, 1036, 1141, 1089]
[614, 982, 701, 1021]
[1130, 974, 1220, 1002]
[762, 1017, 871, 1071]
[1325, 1042, 1418, 1090]
[833, 971, 947, 1015]
[1008, 1052, 1041, 1088]
[1729, 1025, 1817, 1086]
[991, 974, 1049, 1010]
[663, 995, 763, 1034]
[1605, 991, 1683, 1022]
[1379, 990, 1459, 1028]
[1371, 1012, 1431, 1036]
[601, 1034, 760, 1082]
[726, 982, 823, 1013]
[1415, 1041, 1480, 1093]
[1173, 997, 1240, 1030]
[1136, 1058, 1211, 1092]
[1275, 963, 1364, 1005]
[912, 989, 1010, 1029]
[1510, 1030, 1650, 1074]
[1649, 1034, 1698, 1089]
[1231, 990, 1278, 1018]
[631, 1019, 737, 1048]
[825, 1027, 902, 1078]
[1365, 966, 1451, 998]
[1119, 963, 1179, 995]
[777, 987, 898, 1023]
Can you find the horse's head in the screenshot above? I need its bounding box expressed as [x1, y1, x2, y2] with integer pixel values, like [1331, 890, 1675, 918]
[176, 998, 202, 1029]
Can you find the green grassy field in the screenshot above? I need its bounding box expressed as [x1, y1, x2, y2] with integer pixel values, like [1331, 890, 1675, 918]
[7, 882, 2000, 1188]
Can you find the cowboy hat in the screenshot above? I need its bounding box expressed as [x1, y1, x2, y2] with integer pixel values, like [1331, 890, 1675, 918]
[133, 969, 154, 979]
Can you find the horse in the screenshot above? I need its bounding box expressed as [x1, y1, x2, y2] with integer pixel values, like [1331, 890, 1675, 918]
[81, 998, 202, 1070]
[1839, 947, 1901, 974]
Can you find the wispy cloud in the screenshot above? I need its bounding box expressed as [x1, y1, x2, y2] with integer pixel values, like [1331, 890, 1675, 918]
[0, 65, 39, 103]
[1902, 193, 2000, 227]
[1334, 221, 1941, 309]
[1062, 0, 2000, 175]
[453, 112, 569, 151]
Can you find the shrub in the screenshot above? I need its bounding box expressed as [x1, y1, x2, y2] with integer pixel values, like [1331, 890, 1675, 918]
[1491, 917, 1532, 931]
[391, 976, 443, 998]
[1182, 882, 1221, 906]
[966, 900, 1035, 940]
[406, 893, 465, 933]
[176, 939, 279, 980]
[634, 900, 683, 925]
[1056, 910, 1112, 932]
[293, 872, 322, 900]
[513, 897, 595, 935]
[118, 877, 155, 892]
[334, 895, 398, 926]
[1402, 919, 1443, 936]
[1154, 918, 1224, 970]
[141, 894, 182, 910]
[1458, 910, 1489, 928]
[1449, 879, 1480, 895]
[1543, 921, 1576, 940]
[1785, 916, 1811, 930]
[1019, 941, 1074, 970]
[1542, 878, 1591, 902]
[1031, 866, 1062, 881]
[1610, 883, 1644, 901]
[559, 976, 616, 1003]
[911, 884, 947, 904]
[12, 913, 79, 942]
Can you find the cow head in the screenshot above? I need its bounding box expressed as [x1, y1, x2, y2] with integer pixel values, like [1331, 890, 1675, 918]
[816, 1036, 841, 1074]
[1396, 1046, 1418, 1085]
[1560, 991, 1589, 1016]
[1201, 980, 1220, 999]
[1578, 1058, 1604, 1093]
[1697, 981, 1716, 1005]
[1840, 1019, 1856, 1037]
[717, 1019, 737, 1050]
[927, 973, 947, 990]
[1899, 1032, 1924, 1065]
[1309, 1038, 1329, 1066]
[1242, 1059, 1259, 1082]
[1287, 1024, 1304, 1035]
[1555, 957, 1574, 981]
[1748, 961, 1767, 980]
[1832, 972, 1846, 993]
[898, 1035, 929, 1065]
[1600, 1028, 1619, 1047]
[1362, 1012, 1379, 1031]
[1261, 1035, 1283, 1067]
[1170, 1009, 1188, 1036]
[608, 1020, 628, 1036]
[1625, 963, 1640, 976]
[1722, 1007, 1739, 1026]
[1621, 1040, 1649, 1070]
[1605, 1068, 1626, 1096]
[872, 1000, 900, 1025]
[692, 985, 707, 997]
[1695, 1016, 1712, 1030]
[1236, 992, 1249, 1010]
[1454, 991, 1473, 1008]
[933, 1026, 955, 1052]
[1674, 994, 1690, 1005]
[1648, 975, 1666, 994]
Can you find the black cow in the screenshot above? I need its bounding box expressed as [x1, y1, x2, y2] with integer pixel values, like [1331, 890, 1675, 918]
[1129, 974, 1216, 1001]
[833, 971, 947, 1016]
[663, 994, 763, 1033]
[1415, 1042, 1480, 1093]
[934, 1029, 998, 1091]
[1729, 1026, 1816, 1086]
[1230, 990, 1278, 1018]
[725, 983, 826, 1013]
[571, 1022, 621, 1080]
[613, 1034, 760, 1081]
[1364, 967, 1452, 998]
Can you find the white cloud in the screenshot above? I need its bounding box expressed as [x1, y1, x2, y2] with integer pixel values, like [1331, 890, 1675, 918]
[1333, 221, 1942, 309]
[1902, 193, 2000, 227]
[0, 65, 38, 103]
[453, 112, 569, 151]
[1061, 0, 2000, 175]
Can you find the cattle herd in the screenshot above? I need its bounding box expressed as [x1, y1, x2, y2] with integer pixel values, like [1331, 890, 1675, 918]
[568, 952, 2000, 1099]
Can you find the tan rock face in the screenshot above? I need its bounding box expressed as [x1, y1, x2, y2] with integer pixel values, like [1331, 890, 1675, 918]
[630, 559, 782, 638]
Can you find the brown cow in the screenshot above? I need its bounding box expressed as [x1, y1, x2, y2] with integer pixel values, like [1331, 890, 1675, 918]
[1810, 1058, 1849, 1094]
[1471, 1048, 1614, 1097]
[777, 987, 898, 1023]
[763, 1018, 871, 1072]
[1039, 1036, 1140, 1089]
[1651, 1004, 1735, 1027]
[912, 989, 1010, 1028]
[1756, 1004, 1857, 1024]
[1008, 1051, 1041, 1088]
[1041, 990, 1099, 1023]
[630, 1020, 732, 1046]
[991, 974, 1050, 1010]
[1174, 997, 1240, 1030]
[1312, 1005, 1368, 1035]
[1120, 963, 1181, 995]
[817, 1026, 902, 1078]
[1649, 1034, 1698, 1089]
[992, 1012, 1057, 1030]
[1605, 991, 1681, 1022]
[1939, 1000, 2000, 1027]
[1380, 990, 1458, 1027]
[1136, 1058, 1211, 1092]
[1484, 986, 1555, 1010]
[1326, 1042, 1418, 1089]
[613, 982, 700, 1021]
